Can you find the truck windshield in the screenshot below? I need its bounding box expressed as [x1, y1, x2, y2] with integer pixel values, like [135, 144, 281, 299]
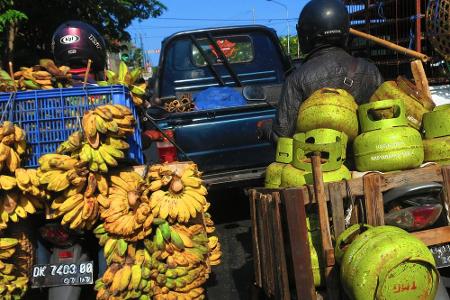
[192, 35, 254, 66]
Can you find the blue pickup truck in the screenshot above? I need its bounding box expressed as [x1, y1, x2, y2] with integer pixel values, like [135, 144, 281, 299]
[144, 25, 293, 189]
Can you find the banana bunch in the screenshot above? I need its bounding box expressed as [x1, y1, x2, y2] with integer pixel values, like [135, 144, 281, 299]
[9, 59, 72, 91]
[100, 171, 154, 241]
[94, 224, 129, 265]
[0, 170, 44, 230]
[147, 225, 210, 300]
[207, 236, 221, 266]
[98, 61, 147, 106]
[38, 154, 89, 192]
[79, 104, 135, 173]
[0, 122, 27, 174]
[95, 242, 160, 300]
[147, 163, 207, 223]
[39, 154, 108, 230]
[0, 237, 28, 299]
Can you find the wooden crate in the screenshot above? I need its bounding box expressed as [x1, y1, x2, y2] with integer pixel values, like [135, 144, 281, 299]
[249, 164, 450, 300]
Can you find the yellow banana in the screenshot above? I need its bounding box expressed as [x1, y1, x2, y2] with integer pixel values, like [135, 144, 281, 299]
[0, 238, 18, 250]
[6, 148, 20, 172]
[15, 140, 27, 155]
[0, 175, 16, 190]
[14, 205, 27, 219]
[58, 193, 84, 213]
[14, 168, 30, 186]
[98, 146, 118, 167]
[95, 115, 108, 134]
[100, 144, 124, 159]
[18, 196, 36, 214]
[95, 174, 109, 196]
[118, 265, 132, 292]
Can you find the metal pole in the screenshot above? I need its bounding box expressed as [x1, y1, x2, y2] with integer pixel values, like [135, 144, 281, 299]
[267, 0, 290, 54]
[252, 8, 256, 24]
[415, 0, 422, 53]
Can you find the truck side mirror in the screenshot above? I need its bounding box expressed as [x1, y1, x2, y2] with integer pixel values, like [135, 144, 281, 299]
[243, 85, 266, 101]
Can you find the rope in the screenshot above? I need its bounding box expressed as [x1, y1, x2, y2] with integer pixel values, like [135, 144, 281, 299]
[0, 91, 16, 124]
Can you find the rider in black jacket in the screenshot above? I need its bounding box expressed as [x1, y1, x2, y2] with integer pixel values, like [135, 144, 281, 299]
[267, 0, 383, 141]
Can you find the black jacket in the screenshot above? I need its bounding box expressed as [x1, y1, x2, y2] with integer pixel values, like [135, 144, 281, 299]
[271, 46, 383, 140]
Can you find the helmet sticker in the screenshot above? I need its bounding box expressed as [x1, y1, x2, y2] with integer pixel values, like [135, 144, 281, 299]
[60, 35, 80, 44]
[88, 34, 102, 50]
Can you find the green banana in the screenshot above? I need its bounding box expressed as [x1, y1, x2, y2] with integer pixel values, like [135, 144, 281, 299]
[160, 222, 171, 241]
[170, 230, 185, 250]
[154, 228, 165, 250]
[117, 239, 128, 257]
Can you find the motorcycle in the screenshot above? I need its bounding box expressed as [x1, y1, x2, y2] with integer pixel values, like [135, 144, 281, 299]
[383, 181, 450, 300]
[31, 221, 98, 300]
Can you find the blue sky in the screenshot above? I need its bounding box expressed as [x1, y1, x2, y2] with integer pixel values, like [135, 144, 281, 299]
[127, 0, 308, 66]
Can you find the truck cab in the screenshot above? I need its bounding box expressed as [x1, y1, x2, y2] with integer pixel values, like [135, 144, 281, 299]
[144, 25, 292, 189]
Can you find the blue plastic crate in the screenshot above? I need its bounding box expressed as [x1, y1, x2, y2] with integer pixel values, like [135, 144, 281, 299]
[0, 85, 143, 168]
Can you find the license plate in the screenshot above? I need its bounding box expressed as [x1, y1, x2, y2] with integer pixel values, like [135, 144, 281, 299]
[31, 261, 94, 288]
[429, 243, 450, 269]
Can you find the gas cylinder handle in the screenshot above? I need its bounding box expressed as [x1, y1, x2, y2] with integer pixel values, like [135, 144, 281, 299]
[358, 99, 408, 132]
[320, 88, 341, 95]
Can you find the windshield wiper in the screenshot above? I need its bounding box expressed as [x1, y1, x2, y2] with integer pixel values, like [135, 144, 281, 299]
[207, 33, 242, 87]
[189, 34, 225, 86]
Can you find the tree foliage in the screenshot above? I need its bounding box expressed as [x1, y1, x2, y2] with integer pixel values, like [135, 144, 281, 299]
[279, 35, 305, 60]
[1, 0, 166, 66]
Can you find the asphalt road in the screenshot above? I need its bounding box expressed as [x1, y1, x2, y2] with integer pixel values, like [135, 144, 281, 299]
[205, 187, 254, 300]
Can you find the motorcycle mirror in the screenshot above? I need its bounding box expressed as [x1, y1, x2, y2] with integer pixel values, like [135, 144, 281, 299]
[243, 85, 266, 101]
[145, 106, 170, 121]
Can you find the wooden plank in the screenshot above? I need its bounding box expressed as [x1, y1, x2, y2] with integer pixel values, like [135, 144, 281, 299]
[328, 182, 346, 240]
[272, 192, 291, 300]
[261, 194, 277, 296]
[412, 226, 450, 246]
[255, 194, 269, 295]
[363, 174, 385, 226]
[311, 155, 334, 266]
[249, 189, 262, 288]
[282, 188, 317, 300]
[348, 164, 442, 196]
[261, 195, 275, 296]
[441, 166, 450, 223]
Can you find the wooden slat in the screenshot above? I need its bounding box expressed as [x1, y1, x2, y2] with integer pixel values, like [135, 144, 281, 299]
[272, 192, 291, 300]
[249, 189, 262, 287]
[412, 226, 450, 246]
[261, 195, 275, 296]
[311, 155, 334, 265]
[282, 188, 317, 300]
[328, 182, 346, 240]
[363, 174, 385, 226]
[348, 164, 442, 196]
[441, 166, 450, 223]
[255, 194, 269, 294]
[261, 194, 274, 297]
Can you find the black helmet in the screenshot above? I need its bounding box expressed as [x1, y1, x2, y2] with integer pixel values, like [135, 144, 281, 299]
[296, 0, 350, 54]
[52, 20, 106, 71]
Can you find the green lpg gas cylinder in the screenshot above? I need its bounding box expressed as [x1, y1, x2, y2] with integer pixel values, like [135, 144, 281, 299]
[422, 106, 450, 139]
[279, 164, 307, 187]
[306, 214, 324, 287]
[296, 88, 359, 140]
[336, 225, 438, 300]
[292, 129, 348, 172]
[369, 80, 433, 129]
[264, 137, 293, 188]
[423, 136, 450, 166]
[304, 164, 351, 185]
[353, 99, 424, 172]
